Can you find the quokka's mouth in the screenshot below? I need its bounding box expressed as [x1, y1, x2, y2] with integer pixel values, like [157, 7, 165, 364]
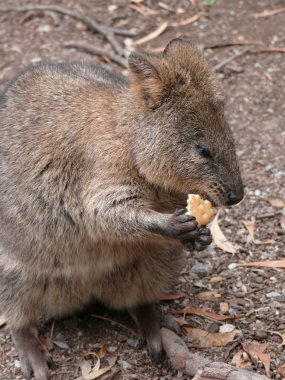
[197, 192, 220, 208]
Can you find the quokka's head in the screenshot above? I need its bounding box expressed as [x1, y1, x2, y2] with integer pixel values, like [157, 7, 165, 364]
[128, 38, 244, 206]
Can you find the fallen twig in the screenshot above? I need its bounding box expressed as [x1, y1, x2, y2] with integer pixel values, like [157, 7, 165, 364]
[128, 3, 157, 16]
[253, 7, 285, 18]
[213, 47, 250, 71]
[107, 28, 135, 38]
[63, 41, 128, 68]
[238, 260, 285, 269]
[204, 41, 260, 49]
[135, 21, 168, 45]
[91, 314, 136, 336]
[159, 292, 186, 301]
[255, 211, 282, 220]
[0, 5, 128, 56]
[246, 285, 269, 295]
[252, 47, 285, 54]
[50, 321, 55, 340]
[161, 328, 269, 380]
[173, 307, 243, 321]
[170, 13, 200, 27]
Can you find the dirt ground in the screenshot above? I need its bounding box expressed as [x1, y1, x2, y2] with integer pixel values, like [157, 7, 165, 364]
[0, 0, 285, 379]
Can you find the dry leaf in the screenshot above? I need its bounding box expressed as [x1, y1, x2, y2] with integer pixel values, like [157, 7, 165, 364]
[186, 327, 236, 347]
[197, 291, 221, 299]
[159, 292, 186, 301]
[242, 341, 269, 354]
[84, 367, 111, 380]
[238, 260, 285, 268]
[135, 22, 168, 45]
[242, 220, 255, 242]
[209, 275, 223, 283]
[98, 346, 107, 359]
[210, 210, 238, 254]
[170, 13, 200, 27]
[75, 356, 116, 380]
[0, 314, 7, 328]
[254, 239, 275, 245]
[232, 349, 251, 368]
[173, 307, 243, 321]
[258, 352, 271, 377]
[269, 331, 285, 347]
[253, 7, 285, 18]
[277, 364, 285, 377]
[80, 360, 92, 377]
[91, 355, 100, 372]
[87, 345, 107, 359]
[269, 198, 285, 208]
[242, 341, 271, 377]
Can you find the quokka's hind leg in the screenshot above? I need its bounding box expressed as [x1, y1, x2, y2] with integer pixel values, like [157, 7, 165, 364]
[12, 324, 52, 380]
[130, 303, 181, 363]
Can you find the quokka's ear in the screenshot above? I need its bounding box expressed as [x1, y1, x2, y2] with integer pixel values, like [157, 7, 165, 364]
[163, 38, 196, 58]
[128, 52, 168, 109]
[163, 38, 224, 102]
[163, 38, 207, 74]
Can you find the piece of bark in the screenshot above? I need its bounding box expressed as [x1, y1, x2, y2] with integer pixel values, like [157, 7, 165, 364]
[161, 328, 269, 380]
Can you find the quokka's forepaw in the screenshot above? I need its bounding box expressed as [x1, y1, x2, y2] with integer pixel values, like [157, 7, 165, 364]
[166, 209, 198, 241]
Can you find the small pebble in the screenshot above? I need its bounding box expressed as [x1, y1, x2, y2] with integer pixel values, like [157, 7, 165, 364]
[37, 24, 52, 33]
[188, 272, 199, 280]
[266, 291, 281, 299]
[219, 324, 235, 333]
[117, 334, 127, 342]
[122, 360, 132, 370]
[107, 346, 117, 353]
[190, 262, 212, 275]
[229, 307, 239, 316]
[228, 263, 237, 270]
[254, 330, 268, 341]
[127, 338, 138, 348]
[209, 276, 223, 283]
[220, 302, 229, 314]
[205, 322, 220, 333]
[53, 340, 70, 350]
[242, 351, 249, 360]
[55, 333, 65, 341]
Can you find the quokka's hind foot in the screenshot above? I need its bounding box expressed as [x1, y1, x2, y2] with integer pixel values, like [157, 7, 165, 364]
[130, 303, 181, 364]
[12, 325, 52, 380]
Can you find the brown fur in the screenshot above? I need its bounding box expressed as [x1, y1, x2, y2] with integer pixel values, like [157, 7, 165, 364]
[0, 39, 243, 378]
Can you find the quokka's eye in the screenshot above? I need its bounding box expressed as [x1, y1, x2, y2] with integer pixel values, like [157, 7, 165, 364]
[196, 144, 212, 159]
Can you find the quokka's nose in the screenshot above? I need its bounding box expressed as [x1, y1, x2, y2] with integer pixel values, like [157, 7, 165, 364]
[226, 189, 244, 206]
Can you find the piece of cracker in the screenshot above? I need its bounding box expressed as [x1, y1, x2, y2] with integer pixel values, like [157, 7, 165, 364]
[186, 194, 214, 227]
